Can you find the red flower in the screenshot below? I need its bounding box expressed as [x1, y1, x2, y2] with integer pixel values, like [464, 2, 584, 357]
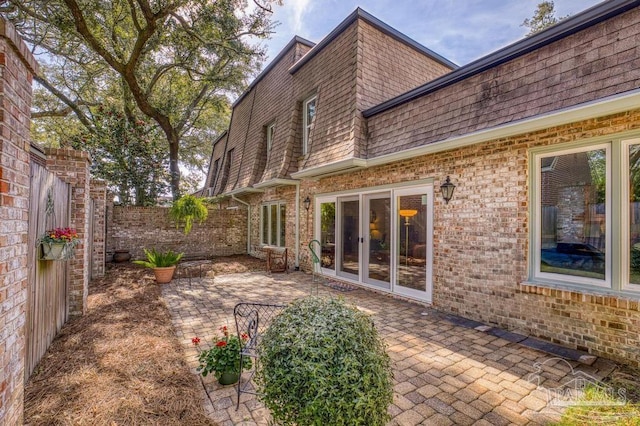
[216, 341, 227, 347]
[241, 333, 249, 341]
[192, 337, 201, 345]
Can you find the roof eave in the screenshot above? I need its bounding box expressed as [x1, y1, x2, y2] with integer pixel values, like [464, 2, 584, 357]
[289, 7, 457, 75]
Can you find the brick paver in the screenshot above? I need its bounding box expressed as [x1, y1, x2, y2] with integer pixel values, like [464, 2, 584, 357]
[163, 271, 617, 425]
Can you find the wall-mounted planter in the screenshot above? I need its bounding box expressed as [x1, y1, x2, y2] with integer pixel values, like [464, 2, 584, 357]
[39, 242, 75, 261]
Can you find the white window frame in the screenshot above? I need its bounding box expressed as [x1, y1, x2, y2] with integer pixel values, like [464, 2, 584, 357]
[622, 138, 640, 292]
[529, 135, 640, 295]
[261, 201, 286, 247]
[303, 95, 316, 155]
[266, 122, 275, 152]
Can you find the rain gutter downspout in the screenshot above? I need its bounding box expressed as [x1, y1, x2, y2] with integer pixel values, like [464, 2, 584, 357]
[231, 194, 251, 254]
[294, 182, 300, 270]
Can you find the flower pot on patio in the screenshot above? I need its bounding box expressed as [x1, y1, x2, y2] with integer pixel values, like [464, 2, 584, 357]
[153, 266, 176, 284]
[218, 372, 239, 386]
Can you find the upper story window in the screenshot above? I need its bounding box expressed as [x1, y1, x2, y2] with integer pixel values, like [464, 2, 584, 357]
[303, 95, 316, 155]
[266, 122, 275, 152]
[219, 148, 234, 191]
[530, 136, 640, 294]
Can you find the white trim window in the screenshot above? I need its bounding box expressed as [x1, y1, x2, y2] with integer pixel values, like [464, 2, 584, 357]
[531, 136, 640, 294]
[261, 202, 286, 247]
[266, 122, 275, 152]
[303, 95, 316, 155]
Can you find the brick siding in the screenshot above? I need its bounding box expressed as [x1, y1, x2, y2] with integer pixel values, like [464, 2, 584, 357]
[0, 17, 38, 426]
[90, 179, 107, 278]
[45, 148, 91, 318]
[294, 108, 640, 367]
[107, 204, 247, 260]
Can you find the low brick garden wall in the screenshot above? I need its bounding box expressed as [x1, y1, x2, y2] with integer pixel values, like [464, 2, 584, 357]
[107, 204, 247, 261]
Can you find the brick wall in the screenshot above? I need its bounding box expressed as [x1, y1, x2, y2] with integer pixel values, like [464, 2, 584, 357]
[107, 203, 247, 260]
[0, 17, 38, 426]
[293, 108, 640, 367]
[45, 148, 91, 318]
[90, 179, 107, 278]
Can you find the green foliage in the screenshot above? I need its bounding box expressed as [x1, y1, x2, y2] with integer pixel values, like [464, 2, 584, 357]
[194, 326, 252, 380]
[522, 1, 566, 35]
[256, 297, 393, 426]
[169, 195, 208, 235]
[5, 0, 278, 199]
[133, 248, 183, 268]
[69, 105, 169, 206]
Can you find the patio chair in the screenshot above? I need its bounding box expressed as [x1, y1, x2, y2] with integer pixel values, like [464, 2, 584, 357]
[234, 302, 286, 409]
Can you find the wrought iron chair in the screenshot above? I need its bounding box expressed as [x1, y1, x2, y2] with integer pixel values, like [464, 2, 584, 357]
[233, 302, 286, 409]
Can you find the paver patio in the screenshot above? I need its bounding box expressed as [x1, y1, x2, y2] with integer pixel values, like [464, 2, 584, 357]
[163, 271, 618, 425]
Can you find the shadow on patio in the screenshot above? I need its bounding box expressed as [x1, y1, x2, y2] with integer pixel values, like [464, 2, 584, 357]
[163, 271, 619, 426]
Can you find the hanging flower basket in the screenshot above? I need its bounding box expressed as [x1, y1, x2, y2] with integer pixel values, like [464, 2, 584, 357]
[38, 228, 79, 261]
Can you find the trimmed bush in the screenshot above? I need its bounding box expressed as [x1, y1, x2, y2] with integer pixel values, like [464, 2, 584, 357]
[256, 297, 393, 426]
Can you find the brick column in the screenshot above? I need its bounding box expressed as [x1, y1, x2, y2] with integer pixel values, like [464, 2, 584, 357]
[90, 179, 107, 278]
[45, 148, 91, 317]
[0, 17, 38, 426]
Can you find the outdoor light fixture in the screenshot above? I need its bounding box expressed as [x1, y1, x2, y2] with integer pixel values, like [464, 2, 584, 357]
[440, 176, 456, 204]
[303, 196, 311, 211]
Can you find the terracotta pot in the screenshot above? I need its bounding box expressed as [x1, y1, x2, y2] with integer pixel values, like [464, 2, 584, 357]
[153, 266, 176, 284]
[218, 372, 239, 386]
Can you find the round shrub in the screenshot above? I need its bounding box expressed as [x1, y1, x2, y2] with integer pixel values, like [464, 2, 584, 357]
[256, 297, 393, 426]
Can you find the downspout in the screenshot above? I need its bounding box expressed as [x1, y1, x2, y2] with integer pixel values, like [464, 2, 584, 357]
[295, 182, 300, 270]
[231, 195, 251, 254]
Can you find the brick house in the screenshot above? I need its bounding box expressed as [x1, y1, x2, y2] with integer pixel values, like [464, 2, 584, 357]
[204, 1, 640, 367]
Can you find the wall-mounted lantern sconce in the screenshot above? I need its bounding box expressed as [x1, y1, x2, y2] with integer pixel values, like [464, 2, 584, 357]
[303, 196, 311, 211]
[440, 176, 456, 204]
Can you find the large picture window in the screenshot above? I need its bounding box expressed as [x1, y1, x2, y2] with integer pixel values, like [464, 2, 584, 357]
[532, 137, 640, 293]
[261, 202, 286, 247]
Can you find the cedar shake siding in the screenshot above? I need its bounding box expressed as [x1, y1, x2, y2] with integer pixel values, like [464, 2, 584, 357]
[364, 6, 640, 158]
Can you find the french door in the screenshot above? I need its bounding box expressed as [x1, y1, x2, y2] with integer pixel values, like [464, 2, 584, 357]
[315, 184, 433, 302]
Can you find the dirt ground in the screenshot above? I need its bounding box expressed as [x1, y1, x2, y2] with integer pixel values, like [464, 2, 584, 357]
[24, 255, 265, 426]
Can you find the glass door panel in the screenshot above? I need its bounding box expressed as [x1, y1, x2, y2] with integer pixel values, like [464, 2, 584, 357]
[395, 188, 432, 302]
[364, 194, 391, 287]
[338, 198, 360, 278]
[319, 202, 336, 270]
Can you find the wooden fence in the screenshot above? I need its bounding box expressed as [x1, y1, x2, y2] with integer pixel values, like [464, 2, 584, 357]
[25, 161, 71, 379]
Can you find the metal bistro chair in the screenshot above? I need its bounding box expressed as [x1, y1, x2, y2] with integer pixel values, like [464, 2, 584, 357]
[234, 302, 286, 409]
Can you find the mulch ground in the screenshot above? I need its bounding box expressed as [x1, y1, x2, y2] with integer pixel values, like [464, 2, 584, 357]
[24, 255, 265, 426]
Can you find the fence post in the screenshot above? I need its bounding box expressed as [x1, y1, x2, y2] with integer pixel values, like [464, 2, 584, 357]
[0, 17, 39, 426]
[90, 179, 107, 278]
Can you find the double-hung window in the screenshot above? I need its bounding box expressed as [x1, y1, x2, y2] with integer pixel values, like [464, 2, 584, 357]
[261, 202, 286, 247]
[530, 136, 640, 294]
[303, 95, 316, 155]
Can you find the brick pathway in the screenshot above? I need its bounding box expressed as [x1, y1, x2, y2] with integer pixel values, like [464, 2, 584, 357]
[163, 272, 617, 425]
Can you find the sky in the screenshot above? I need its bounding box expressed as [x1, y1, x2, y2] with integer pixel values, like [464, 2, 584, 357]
[259, 0, 604, 67]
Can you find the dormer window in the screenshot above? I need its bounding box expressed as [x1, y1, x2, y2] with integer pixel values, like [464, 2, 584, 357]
[303, 95, 316, 155]
[266, 122, 275, 152]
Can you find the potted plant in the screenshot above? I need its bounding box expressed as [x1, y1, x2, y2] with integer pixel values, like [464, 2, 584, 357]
[133, 248, 183, 283]
[169, 194, 208, 235]
[192, 326, 252, 385]
[38, 227, 80, 261]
